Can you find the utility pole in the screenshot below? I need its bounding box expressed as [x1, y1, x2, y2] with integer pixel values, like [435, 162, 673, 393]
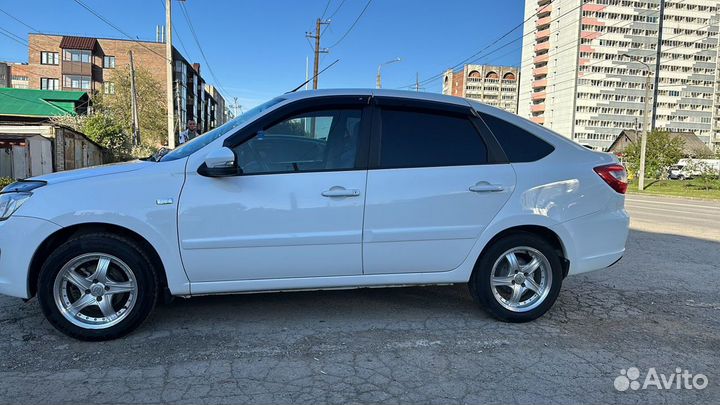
[231, 97, 240, 118]
[415, 72, 420, 92]
[640, 70, 652, 191]
[129, 50, 141, 146]
[165, 0, 175, 148]
[306, 18, 329, 89]
[622, 53, 652, 191]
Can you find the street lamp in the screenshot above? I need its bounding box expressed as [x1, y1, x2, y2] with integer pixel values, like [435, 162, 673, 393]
[621, 53, 652, 191]
[376, 57, 401, 89]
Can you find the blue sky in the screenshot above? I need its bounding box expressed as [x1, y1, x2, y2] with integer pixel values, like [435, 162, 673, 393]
[0, 0, 525, 109]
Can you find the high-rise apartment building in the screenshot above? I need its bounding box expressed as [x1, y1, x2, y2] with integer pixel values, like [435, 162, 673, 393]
[518, 0, 720, 150]
[5, 34, 227, 134]
[442, 65, 519, 113]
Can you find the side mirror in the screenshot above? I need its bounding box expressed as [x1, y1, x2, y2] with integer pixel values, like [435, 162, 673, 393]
[198, 147, 242, 177]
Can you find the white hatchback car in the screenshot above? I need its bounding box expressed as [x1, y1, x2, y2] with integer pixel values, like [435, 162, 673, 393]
[0, 90, 629, 340]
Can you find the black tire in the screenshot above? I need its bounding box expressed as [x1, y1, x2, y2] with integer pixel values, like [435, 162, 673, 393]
[469, 232, 563, 322]
[37, 233, 158, 341]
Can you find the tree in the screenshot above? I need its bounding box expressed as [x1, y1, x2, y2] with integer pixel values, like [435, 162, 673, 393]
[81, 112, 130, 161]
[102, 65, 168, 149]
[623, 130, 685, 180]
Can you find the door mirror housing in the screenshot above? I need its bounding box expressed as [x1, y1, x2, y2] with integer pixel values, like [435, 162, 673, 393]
[198, 147, 242, 177]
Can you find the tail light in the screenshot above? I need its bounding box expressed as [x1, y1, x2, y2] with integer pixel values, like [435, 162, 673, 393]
[594, 164, 628, 194]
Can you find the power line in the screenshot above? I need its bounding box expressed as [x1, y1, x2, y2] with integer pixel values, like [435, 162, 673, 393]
[70, 0, 170, 62]
[516, 40, 715, 105]
[406, 0, 668, 91]
[517, 16, 710, 104]
[327, 0, 349, 20]
[399, 0, 562, 90]
[158, 0, 191, 59]
[326, 0, 373, 48]
[320, 0, 333, 20]
[178, 1, 228, 97]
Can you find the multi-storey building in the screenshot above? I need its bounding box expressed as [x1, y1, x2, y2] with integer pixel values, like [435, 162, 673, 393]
[4, 33, 227, 136]
[442, 65, 519, 113]
[518, 0, 720, 151]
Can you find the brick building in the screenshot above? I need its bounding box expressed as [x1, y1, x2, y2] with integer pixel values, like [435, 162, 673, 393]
[3, 33, 227, 136]
[442, 65, 520, 114]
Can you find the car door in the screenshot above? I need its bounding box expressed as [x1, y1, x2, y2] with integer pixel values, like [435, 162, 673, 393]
[362, 97, 516, 274]
[178, 97, 371, 283]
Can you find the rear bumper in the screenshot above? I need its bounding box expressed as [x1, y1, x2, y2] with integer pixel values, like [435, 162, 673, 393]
[0, 216, 61, 299]
[552, 207, 629, 275]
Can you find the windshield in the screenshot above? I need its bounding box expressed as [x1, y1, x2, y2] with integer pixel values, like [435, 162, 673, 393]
[159, 97, 285, 162]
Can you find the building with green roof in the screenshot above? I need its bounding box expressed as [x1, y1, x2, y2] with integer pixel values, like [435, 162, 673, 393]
[0, 88, 88, 121]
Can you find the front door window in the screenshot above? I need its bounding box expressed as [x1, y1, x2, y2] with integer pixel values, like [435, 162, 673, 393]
[233, 109, 363, 175]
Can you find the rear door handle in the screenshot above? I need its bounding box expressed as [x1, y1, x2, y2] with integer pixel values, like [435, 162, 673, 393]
[469, 182, 505, 193]
[322, 186, 361, 197]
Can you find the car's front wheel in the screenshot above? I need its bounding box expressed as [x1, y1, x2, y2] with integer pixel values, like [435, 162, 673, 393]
[469, 232, 563, 322]
[37, 233, 158, 341]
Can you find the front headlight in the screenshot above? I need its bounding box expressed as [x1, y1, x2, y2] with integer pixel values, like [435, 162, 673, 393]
[0, 192, 32, 220]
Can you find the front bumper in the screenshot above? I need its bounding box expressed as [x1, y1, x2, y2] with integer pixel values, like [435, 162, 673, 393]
[0, 216, 61, 299]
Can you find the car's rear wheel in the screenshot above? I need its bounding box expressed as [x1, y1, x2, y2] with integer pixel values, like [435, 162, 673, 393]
[469, 232, 562, 322]
[37, 233, 158, 341]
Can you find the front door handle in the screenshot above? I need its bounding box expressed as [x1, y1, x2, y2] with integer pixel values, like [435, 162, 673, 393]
[469, 182, 505, 193]
[322, 186, 361, 197]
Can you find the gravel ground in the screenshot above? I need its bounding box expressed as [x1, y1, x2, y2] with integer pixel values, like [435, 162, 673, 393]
[0, 196, 718, 404]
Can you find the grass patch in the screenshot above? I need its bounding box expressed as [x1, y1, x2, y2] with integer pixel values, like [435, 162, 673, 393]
[627, 178, 720, 201]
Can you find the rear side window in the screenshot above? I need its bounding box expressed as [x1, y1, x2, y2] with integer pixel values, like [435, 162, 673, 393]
[480, 113, 554, 162]
[379, 109, 488, 169]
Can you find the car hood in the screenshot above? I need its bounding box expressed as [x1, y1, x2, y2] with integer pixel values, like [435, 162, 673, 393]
[30, 160, 154, 185]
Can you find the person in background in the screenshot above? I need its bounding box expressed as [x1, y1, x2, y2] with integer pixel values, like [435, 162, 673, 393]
[179, 120, 199, 144]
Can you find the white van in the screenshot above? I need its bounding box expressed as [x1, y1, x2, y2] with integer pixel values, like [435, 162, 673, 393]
[668, 159, 720, 180]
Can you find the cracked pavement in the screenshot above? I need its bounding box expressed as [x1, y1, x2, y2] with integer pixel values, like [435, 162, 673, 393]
[0, 194, 718, 404]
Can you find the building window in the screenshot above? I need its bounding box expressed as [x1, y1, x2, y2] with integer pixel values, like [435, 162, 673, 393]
[63, 75, 91, 90]
[11, 75, 29, 89]
[41, 78, 60, 90]
[103, 81, 115, 94]
[41, 51, 59, 65]
[63, 49, 91, 63]
[103, 55, 115, 68]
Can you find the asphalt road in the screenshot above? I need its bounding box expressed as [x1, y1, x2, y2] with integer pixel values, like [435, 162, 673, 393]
[0, 195, 718, 404]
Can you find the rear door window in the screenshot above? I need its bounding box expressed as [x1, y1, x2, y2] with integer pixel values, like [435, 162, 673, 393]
[378, 109, 488, 169]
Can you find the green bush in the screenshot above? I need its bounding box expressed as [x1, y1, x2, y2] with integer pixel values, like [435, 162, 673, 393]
[0, 177, 14, 190]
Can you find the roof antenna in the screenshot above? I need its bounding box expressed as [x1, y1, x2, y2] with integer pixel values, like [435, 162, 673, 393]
[288, 59, 340, 93]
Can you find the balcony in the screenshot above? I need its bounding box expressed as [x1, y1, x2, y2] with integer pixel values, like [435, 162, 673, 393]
[538, 0, 551, 6]
[581, 17, 604, 27]
[534, 54, 549, 64]
[530, 104, 545, 113]
[582, 4, 606, 12]
[532, 79, 548, 89]
[535, 29, 551, 40]
[531, 92, 547, 101]
[533, 66, 548, 76]
[536, 16, 551, 27]
[62, 61, 92, 76]
[531, 116, 545, 125]
[538, 5, 552, 16]
[534, 42, 550, 52]
[580, 31, 602, 40]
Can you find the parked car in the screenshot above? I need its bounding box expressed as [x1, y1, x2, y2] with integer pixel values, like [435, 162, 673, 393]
[668, 158, 720, 180]
[0, 90, 630, 340]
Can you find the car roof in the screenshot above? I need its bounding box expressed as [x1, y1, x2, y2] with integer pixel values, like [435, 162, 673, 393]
[282, 88, 472, 107]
